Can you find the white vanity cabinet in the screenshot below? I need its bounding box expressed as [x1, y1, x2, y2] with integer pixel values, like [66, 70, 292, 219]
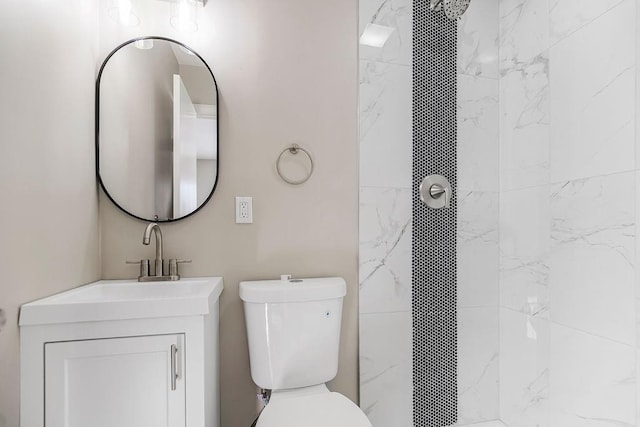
[45, 334, 186, 427]
[19, 277, 223, 427]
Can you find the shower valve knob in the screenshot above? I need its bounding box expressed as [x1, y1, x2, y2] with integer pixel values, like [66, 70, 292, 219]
[429, 184, 446, 198]
[420, 175, 452, 209]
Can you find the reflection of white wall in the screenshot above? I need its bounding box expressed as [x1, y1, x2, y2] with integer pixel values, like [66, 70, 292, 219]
[197, 159, 217, 205]
[180, 64, 217, 105]
[100, 42, 178, 220]
[194, 113, 217, 160]
[173, 75, 198, 217]
[172, 75, 218, 218]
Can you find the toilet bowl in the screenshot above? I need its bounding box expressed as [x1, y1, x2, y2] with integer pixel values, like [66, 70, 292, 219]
[256, 384, 370, 427]
[240, 277, 371, 427]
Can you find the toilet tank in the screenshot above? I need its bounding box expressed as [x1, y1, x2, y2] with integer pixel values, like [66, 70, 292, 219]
[240, 277, 346, 390]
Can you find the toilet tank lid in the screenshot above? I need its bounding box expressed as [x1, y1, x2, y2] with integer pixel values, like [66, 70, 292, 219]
[239, 277, 346, 303]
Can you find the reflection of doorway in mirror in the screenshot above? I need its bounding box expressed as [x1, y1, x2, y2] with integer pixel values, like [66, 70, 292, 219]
[172, 75, 217, 218]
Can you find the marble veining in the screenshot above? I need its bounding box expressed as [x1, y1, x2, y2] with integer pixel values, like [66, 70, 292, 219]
[360, 311, 413, 427]
[459, 353, 498, 395]
[453, 2, 501, 426]
[458, 307, 500, 423]
[358, 0, 413, 423]
[500, 258, 549, 317]
[549, 0, 625, 45]
[359, 60, 412, 189]
[497, 1, 639, 427]
[549, 323, 635, 427]
[457, 75, 499, 192]
[500, 55, 549, 128]
[500, 54, 550, 191]
[499, 0, 550, 70]
[359, 187, 412, 314]
[457, 191, 499, 246]
[457, 0, 499, 79]
[500, 308, 550, 427]
[500, 186, 550, 318]
[548, 0, 635, 183]
[575, 415, 633, 426]
[550, 173, 635, 345]
[457, 191, 499, 308]
[550, 176, 633, 266]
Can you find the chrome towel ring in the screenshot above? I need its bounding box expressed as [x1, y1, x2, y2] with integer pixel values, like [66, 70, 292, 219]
[276, 144, 314, 185]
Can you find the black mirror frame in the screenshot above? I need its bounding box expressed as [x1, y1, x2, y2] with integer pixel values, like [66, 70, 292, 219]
[95, 36, 220, 223]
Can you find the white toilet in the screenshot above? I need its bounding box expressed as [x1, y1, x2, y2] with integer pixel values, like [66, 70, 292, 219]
[240, 276, 372, 427]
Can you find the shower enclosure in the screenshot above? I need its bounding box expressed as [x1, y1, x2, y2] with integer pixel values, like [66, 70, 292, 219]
[359, 0, 639, 426]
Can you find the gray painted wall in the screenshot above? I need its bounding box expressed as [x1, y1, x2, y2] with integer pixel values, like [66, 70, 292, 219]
[0, 2, 102, 426]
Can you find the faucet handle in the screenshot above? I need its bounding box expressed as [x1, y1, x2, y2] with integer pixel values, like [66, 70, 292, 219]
[168, 259, 192, 277]
[126, 259, 150, 278]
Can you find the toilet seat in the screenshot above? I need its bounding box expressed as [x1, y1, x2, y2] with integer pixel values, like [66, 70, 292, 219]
[256, 385, 372, 427]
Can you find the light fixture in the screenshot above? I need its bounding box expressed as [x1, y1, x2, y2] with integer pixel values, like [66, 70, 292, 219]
[359, 23, 395, 48]
[134, 39, 154, 50]
[170, 0, 199, 33]
[108, 0, 140, 27]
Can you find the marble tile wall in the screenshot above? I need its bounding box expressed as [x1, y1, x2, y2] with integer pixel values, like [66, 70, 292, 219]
[359, 0, 500, 424]
[457, 1, 500, 424]
[361, 0, 640, 425]
[499, 1, 638, 427]
[358, 0, 413, 425]
[359, 0, 501, 425]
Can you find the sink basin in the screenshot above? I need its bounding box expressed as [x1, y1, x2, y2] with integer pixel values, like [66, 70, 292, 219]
[19, 277, 223, 326]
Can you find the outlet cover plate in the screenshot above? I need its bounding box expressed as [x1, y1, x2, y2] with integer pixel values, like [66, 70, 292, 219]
[235, 197, 253, 224]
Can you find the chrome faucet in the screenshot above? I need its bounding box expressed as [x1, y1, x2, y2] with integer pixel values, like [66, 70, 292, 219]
[126, 223, 191, 282]
[143, 223, 164, 277]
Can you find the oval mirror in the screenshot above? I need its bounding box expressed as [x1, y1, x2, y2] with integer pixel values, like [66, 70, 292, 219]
[97, 37, 219, 222]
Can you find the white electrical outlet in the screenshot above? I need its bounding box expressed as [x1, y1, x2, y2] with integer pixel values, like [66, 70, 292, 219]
[235, 197, 253, 224]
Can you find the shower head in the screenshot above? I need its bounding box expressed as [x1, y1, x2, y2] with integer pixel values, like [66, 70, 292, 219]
[443, 0, 471, 19]
[430, 0, 471, 20]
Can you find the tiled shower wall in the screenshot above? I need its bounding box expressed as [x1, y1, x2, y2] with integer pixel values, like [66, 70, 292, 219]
[359, 0, 413, 424]
[498, 0, 640, 425]
[362, 0, 640, 426]
[456, 0, 500, 424]
[359, 1, 500, 426]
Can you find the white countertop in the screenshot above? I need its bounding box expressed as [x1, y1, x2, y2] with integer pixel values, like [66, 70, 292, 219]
[19, 276, 224, 326]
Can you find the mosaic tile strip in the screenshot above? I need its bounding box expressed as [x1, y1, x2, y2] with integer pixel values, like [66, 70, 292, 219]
[412, 3, 458, 426]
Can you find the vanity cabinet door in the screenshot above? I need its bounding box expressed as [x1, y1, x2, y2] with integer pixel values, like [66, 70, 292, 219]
[44, 334, 185, 427]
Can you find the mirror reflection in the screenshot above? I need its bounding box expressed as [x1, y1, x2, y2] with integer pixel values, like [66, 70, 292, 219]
[98, 37, 218, 221]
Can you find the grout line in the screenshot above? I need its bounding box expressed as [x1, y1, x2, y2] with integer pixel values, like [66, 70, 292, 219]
[359, 310, 412, 317]
[500, 168, 640, 195]
[499, 305, 637, 348]
[359, 58, 412, 69]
